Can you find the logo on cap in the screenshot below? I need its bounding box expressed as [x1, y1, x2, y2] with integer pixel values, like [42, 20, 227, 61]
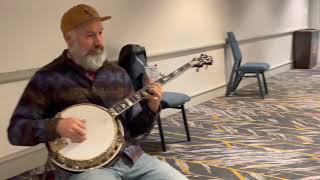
[83, 8, 93, 17]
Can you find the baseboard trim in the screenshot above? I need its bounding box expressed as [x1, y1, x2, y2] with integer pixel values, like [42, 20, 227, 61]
[0, 145, 48, 179]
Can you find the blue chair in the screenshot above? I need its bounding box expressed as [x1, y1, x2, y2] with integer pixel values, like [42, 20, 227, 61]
[118, 44, 191, 151]
[226, 32, 270, 98]
[159, 92, 191, 151]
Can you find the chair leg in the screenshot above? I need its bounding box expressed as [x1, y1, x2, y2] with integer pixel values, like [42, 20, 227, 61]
[262, 72, 268, 95]
[226, 81, 234, 96]
[226, 67, 238, 96]
[157, 117, 167, 151]
[231, 71, 243, 93]
[181, 105, 191, 141]
[256, 72, 265, 98]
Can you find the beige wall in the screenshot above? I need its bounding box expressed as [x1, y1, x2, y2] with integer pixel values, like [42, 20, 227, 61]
[0, 0, 308, 73]
[309, 0, 320, 63]
[309, 0, 320, 29]
[0, 0, 309, 178]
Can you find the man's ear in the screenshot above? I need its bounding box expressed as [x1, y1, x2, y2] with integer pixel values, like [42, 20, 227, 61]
[64, 33, 72, 47]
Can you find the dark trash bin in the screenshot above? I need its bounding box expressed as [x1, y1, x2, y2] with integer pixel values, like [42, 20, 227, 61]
[293, 29, 319, 69]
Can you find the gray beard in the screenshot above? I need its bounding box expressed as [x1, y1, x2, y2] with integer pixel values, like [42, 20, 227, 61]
[69, 48, 107, 72]
[74, 52, 106, 71]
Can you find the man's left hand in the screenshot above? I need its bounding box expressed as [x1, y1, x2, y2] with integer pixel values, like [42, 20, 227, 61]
[143, 82, 163, 113]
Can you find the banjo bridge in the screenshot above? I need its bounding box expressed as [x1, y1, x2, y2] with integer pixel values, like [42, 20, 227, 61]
[49, 138, 69, 152]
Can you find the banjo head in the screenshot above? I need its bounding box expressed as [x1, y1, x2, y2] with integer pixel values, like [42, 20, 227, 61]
[49, 103, 124, 172]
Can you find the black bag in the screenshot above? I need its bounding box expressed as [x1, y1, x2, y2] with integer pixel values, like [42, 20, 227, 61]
[118, 44, 147, 91]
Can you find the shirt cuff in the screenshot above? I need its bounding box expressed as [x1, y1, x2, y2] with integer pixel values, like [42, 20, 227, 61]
[47, 117, 61, 141]
[144, 101, 162, 115]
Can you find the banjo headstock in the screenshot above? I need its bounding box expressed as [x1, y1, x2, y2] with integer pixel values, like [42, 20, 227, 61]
[190, 54, 213, 71]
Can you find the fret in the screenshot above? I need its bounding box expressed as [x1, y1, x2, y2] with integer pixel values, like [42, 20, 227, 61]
[125, 98, 134, 106]
[109, 100, 131, 117]
[156, 63, 192, 86]
[107, 108, 118, 117]
[128, 96, 136, 102]
[133, 93, 141, 100]
[109, 89, 147, 117]
[114, 105, 123, 113]
[119, 102, 127, 109]
[136, 90, 147, 99]
[156, 78, 166, 84]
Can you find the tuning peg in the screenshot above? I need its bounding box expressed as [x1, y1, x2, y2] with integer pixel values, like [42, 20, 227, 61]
[160, 73, 166, 78]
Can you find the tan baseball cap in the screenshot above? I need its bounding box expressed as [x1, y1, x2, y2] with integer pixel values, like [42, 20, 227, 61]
[60, 4, 111, 34]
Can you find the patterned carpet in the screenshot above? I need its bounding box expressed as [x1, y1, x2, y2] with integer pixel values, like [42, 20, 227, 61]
[142, 66, 320, 180]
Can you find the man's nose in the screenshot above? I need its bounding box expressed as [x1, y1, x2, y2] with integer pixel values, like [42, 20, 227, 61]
[94, 35, 103, 46]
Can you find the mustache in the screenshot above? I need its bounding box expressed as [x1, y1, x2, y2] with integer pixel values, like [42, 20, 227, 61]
[88, 45, 104, 55]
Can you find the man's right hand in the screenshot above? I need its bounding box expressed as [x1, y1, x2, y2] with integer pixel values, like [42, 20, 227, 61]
[56, 117, 87, 143]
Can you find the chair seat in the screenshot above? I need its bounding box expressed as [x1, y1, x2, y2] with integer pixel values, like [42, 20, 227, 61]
[240, 63, 270, 73]
[161, 91, 191, 108]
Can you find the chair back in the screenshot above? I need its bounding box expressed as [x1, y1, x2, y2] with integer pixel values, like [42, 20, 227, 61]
[227, 32, 243, 70]
[226, 32, 243, 96]
[118, 44, 147, 91]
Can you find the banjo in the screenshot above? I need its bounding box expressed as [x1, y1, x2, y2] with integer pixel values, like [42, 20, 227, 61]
[48, 54, 213, 172]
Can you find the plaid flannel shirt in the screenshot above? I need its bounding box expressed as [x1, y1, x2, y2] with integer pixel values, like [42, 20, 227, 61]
[7, 50, 159, 161]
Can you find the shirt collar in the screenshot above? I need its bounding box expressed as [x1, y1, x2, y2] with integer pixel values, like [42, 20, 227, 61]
[64, 49, 97, 81]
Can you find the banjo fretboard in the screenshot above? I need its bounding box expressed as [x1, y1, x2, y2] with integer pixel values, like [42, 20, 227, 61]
[107, 54, 212, 117]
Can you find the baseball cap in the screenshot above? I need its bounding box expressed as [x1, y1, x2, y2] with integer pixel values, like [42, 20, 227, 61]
[60, 4, 111, 34]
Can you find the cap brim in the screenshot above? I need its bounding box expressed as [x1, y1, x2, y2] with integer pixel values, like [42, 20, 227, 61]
[100, 16, 112, 21]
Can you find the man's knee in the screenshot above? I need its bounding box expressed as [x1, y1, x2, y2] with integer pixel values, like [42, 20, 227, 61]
[68, 169, 120, 180]
[136, 154, 188, 180]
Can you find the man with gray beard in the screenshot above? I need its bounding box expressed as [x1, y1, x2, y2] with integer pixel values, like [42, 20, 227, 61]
[67, 30, 106, 72]
[7, 3, 188, 180]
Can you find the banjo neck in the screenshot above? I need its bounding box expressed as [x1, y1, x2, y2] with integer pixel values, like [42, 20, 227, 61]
[107, 54, 213, 117]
